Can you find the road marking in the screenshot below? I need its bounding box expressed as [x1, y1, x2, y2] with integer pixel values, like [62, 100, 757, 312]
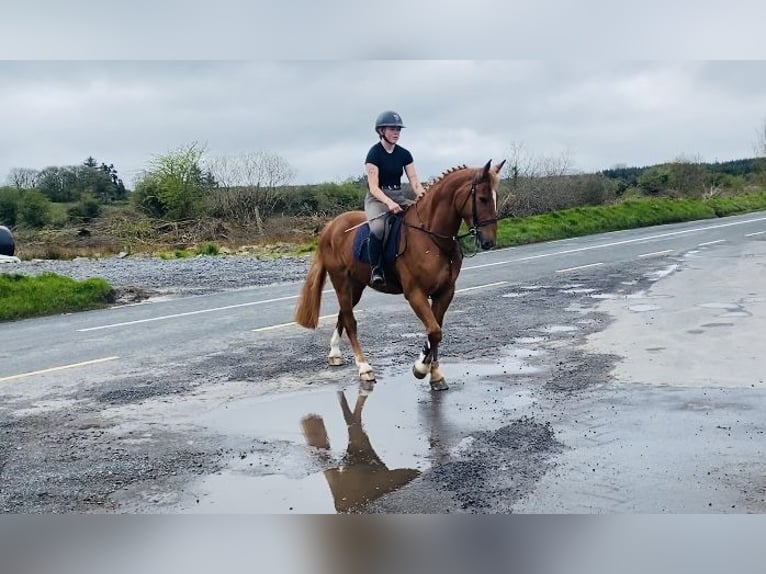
[556, 262, 604, 273]
[745, 231, 766, 237]
[0, 356, 119, 383]
[697, 239, 726, 247]
[77, 291, 333, 332]
[638, 250, 673, 258]
[464, 215, 766, 271]
[251, 282, 508, 333]
[253, 313, 337, 333]
[455, 281, 508, 293]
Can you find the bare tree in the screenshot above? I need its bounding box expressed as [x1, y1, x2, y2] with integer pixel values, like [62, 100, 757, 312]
[206, 151, 296, 230]
[498, 142, 582, 217]
[6, 168, 39, 189]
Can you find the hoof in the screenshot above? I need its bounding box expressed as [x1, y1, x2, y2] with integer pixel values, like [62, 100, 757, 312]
[359, 370, 376, 382]
[327, 356, 344, 367]
[413, 363, 429, 379]
[359, 379, 375, 394]
[430, 378, 449, 391]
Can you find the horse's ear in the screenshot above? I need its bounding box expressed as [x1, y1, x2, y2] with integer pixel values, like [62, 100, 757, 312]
[481, 159, 492, 181]
[494, 159, 506, 174]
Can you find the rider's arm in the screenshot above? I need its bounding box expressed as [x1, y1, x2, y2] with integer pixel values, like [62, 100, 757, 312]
[404, 163, 426, 198]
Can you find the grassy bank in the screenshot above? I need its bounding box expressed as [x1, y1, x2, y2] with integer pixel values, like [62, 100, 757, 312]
[0, 273, 115, 322]
[495, 192, 766, 248]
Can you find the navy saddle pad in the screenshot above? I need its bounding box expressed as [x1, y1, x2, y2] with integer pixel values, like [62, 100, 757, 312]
[352, 214, 403, 266]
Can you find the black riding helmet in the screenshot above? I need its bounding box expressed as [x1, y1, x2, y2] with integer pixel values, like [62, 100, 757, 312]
[375, 110, 406, 136]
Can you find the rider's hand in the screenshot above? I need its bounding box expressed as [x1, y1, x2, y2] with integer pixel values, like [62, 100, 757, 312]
[388, 201, 402, 214]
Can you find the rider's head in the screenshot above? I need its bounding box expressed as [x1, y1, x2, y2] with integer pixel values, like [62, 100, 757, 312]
[375, 110, 406, 144]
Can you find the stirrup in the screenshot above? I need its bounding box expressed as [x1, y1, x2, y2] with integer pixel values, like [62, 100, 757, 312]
[370, 268, 385, 286]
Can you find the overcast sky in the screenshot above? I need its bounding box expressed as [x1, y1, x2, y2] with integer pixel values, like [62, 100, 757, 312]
[2, 2, 766, 188]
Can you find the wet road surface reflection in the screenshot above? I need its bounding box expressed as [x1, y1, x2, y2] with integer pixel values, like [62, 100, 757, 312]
[178, 348, 543, 513]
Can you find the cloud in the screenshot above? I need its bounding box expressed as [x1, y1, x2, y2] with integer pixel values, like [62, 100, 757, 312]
[1, 61, 765, 187]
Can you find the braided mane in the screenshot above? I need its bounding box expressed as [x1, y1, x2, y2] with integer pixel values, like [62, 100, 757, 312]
[423, 164, 468, 190]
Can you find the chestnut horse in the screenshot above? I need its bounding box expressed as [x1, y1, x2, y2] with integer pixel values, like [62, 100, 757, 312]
[293, 159, 505, 390]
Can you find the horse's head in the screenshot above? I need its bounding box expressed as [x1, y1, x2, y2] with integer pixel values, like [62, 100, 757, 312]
[458, 159, 506, 250]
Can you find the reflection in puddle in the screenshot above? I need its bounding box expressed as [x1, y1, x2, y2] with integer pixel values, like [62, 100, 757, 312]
[300, 391, 421, 513]
[181, 351, 543, 514]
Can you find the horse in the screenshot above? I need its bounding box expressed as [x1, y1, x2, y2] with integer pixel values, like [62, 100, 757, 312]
[293, 159, 506, 391]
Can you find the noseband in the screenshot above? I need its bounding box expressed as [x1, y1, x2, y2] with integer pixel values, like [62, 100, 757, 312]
[458, 177, 497, 236]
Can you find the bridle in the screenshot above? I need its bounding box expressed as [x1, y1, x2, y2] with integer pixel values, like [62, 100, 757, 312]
[407, 174, 497, 256]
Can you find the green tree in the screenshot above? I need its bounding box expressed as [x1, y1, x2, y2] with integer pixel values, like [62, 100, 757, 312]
[67, 192, 102, 223]
[131, 143, 214, 220]
[637, 165, 674, 195]
[0, 187, 21, 226]
[17, 190, 51, 228]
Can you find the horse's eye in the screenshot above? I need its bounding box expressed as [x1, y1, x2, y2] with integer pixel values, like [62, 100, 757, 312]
[478, 196, 489, 204]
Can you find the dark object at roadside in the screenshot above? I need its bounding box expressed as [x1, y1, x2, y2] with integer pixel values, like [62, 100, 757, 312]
[0, 225, 14, 256]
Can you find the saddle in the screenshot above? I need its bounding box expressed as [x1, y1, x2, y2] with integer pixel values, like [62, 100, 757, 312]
[352, 213, 404, 273]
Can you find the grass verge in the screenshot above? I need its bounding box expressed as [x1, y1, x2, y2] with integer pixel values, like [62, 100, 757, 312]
[0, 273, 115, 322]
[495, 192, 766, 248]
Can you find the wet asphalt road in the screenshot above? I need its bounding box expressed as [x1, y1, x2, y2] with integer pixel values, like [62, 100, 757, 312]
[1, 212, 766, 513]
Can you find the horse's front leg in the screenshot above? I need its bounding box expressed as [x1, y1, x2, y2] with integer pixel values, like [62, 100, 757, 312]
[406, 289, 448, 390]
[425, 288, 454, 391]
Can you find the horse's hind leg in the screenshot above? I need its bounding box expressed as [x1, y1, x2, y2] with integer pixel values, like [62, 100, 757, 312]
[329, 274, 374, 382]
[327, 320, 344, 366]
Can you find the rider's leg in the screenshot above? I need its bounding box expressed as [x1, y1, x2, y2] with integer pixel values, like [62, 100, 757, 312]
[364, 195, 389, 286]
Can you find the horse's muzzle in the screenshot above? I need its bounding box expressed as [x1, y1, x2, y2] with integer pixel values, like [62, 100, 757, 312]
[481, 238, 495, 250]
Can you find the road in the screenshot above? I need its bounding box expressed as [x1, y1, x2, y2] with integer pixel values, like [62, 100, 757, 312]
[1, 211, 766, 512]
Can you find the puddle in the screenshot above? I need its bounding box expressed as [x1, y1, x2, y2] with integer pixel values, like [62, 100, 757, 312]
[564, 303, 591, 315]
[628, 304, 662, 313]
[698, 303, 741, 311]
[645, 264, 678, 281]
[537, 325, 578, 334]
[718, 311, 751, 318]
[175, 351, 543, 514]
[513, 336, 545, 345]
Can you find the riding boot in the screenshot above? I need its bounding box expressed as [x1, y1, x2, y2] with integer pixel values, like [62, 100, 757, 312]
[368, 235, 385, 286]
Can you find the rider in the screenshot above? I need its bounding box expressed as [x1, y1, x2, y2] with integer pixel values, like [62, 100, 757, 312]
[364, 110, 427, 286]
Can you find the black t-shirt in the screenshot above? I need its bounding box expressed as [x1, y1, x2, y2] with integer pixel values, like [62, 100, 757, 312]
[365, 142, 414, 188]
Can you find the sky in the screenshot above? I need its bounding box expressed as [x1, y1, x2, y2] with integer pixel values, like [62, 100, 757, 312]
[2, 2, 766, 189]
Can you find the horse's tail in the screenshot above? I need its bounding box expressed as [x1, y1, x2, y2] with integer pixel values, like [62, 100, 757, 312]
[294, 253, 327, 329]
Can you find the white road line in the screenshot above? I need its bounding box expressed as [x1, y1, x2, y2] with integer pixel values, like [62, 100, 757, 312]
[78, 290, 333, 332]
[698, 239, 726, 247]
[464, 215, 766, 271]
[745, 231, 766, 237]
[455, 281, 508, 293]
[253, 313, 337, 333]
[252, 282, 508, 332]
[638, 250, 673, 258]
[556, 262, 604, 273]
[0, 356, 119, 383]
